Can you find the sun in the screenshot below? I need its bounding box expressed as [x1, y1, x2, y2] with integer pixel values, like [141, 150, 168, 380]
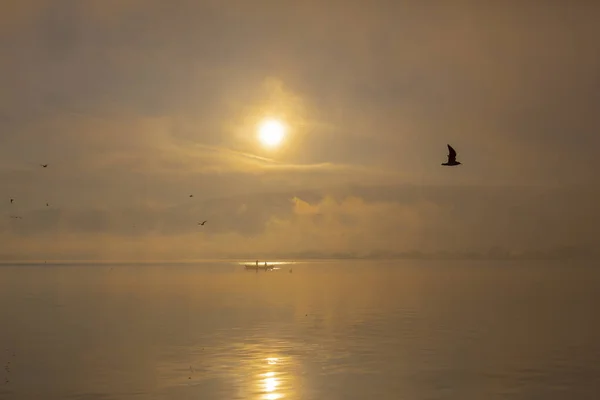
[258, 119, 286, 148]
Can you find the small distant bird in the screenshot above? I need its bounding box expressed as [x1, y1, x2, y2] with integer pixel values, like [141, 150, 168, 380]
[10, 216, 22, 219]
[198, 221, 207, 226]
[46, 203, 49, 207]
[10, 198, 14, 204]
[189, 194, 193, 198]
[40, 164, 48, 168]
[441, 144, 462, 166]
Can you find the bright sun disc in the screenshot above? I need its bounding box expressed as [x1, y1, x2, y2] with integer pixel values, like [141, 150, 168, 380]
[258, 119, 286, 148]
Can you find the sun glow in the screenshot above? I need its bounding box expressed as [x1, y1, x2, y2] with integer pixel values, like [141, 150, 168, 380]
[258, 119, 286, 148]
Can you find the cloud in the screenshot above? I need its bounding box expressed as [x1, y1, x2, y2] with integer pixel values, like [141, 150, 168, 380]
[1, 105, 402, 214]
[2, 184, 599, 261]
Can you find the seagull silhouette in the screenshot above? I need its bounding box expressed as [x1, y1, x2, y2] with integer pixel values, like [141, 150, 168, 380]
[441, 144, 462, 166]
[40, 164, 48, 168]
[198, 221, 207, 226]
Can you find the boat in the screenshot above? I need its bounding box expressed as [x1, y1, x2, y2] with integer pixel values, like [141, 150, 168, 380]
[244, 264, 274, 270]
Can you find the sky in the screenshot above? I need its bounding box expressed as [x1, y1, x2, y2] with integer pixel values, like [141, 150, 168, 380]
[1, 0, 599, 260]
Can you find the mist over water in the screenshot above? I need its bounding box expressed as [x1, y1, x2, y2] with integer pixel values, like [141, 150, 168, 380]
[1, 260, 599, 399]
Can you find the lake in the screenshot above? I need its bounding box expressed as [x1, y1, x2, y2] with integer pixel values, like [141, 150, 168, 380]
[1, 260, 599, 399]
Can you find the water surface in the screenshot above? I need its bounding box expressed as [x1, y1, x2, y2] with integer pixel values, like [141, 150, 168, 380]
[1, 260, 599, 399]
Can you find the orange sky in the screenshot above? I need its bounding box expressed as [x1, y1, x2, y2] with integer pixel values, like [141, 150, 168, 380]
[1, 1, 599, 260]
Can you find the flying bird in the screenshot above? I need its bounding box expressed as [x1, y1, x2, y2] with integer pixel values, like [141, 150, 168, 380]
[441, 144, 462, 166]
[10, 198, 14, 204]
[198, 221, 207, 226]
[40, 164, 48, 168]
[189, 194, 194, 198]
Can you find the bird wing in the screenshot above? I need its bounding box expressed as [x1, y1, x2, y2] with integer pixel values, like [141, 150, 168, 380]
[447, 144, 457, 161]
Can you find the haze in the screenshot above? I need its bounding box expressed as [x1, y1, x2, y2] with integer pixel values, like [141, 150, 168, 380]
[2, 1, 599, 261]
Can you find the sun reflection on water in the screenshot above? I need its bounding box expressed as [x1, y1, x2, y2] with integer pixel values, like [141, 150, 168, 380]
[261, 358, 283, 400]
[177, 341, 297, 399]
